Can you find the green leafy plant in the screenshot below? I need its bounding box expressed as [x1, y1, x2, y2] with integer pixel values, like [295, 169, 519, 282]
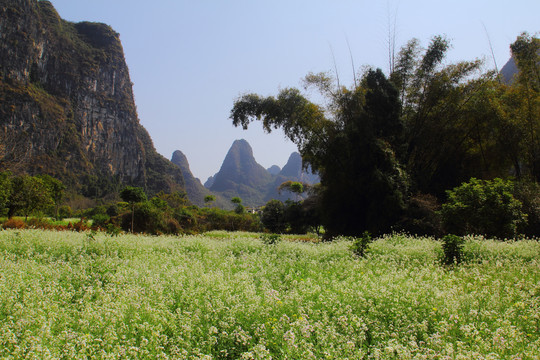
[260, 233, 281, 245]
[441, 178, 527, 239]
[350, 231, 372, 257]
[441, 234, 465, 265]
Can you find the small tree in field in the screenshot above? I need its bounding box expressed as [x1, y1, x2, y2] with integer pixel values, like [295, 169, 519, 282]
[231, 196, 245, 214]
[261, 199, 286, 233]
[120, 186, 147, 232]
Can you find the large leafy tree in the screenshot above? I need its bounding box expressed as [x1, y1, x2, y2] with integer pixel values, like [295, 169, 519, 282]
[8, 175, 53, 219]
[231, 68, 408, 236]
[505, 33, 540, 180]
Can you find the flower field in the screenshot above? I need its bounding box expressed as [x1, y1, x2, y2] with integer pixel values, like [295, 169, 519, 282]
[0, 230, 539, 359]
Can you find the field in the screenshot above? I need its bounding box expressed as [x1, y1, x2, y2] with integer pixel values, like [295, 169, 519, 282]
[0, 230, 539, 359]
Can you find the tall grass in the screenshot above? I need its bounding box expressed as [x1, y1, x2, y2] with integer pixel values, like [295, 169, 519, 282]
[0, 229, 538, 359]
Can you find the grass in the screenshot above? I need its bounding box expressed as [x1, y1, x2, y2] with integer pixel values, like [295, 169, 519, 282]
[0, 229, 538, 359]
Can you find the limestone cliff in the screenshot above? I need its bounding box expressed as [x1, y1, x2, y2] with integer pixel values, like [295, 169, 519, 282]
[0, 0, 184, 197]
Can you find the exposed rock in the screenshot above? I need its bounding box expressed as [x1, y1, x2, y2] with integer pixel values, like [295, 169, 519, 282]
[0, 0, 184, 197]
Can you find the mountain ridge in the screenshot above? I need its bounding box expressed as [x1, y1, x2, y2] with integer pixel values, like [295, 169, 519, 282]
[203, 139, 319, 207]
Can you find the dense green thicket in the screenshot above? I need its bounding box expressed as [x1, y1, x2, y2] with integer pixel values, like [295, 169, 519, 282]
[231, 33, 540, 238]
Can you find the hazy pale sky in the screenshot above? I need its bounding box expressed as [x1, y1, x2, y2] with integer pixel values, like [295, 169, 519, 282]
[48, 0, 538, 182]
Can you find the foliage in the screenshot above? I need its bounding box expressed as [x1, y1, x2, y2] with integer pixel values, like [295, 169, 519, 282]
[38, 174, 65, 219]
[0, 230, 538, 358]
[513, 180, 540, 237]
[0, 172, 11, 215]
[91, 213, 110, 228]
[204, 194, 216, 206]
[231, 196, 245, 214]
[231, 68, 408, 236]
[350, 231, 373, 257]
[7, 174, 53, 219]
[440, 234, 465, 265]
[120, 186, 147, 204]
[120, 186, 147, 232]
[260, 233, 281, 245]
[57, 205, 73, 219]
[397, 193, 443, 237]
[260, 199, 286, 233]
[441, 178, 527, 238]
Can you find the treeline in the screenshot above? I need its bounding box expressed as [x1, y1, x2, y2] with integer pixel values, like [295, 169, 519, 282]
[232, 33, 540, 239]
[0, 173, 262, 234]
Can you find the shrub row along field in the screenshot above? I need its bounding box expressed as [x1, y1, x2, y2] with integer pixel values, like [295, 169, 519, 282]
[0, 230, 539, 359]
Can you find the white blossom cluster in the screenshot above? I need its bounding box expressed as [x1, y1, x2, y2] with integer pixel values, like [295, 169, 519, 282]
[0, 230, 538, 359]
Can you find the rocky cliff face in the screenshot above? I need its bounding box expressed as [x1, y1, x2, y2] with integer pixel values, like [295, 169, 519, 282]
[0, 0, 184, 196]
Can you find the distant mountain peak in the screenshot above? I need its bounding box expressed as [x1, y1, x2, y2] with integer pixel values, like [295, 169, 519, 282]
[267, 165, 281, 175]
[204, 140, 319, 207]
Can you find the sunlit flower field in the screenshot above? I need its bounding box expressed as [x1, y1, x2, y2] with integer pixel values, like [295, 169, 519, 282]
[0, 229, 538, 359]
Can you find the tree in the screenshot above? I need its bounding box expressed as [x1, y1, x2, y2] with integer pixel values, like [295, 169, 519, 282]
[261, 199, 286, 233]
[204, 194, 216, 207]
[441, 178, 526, 239]
[507, 33, 540, 180]
[0, 172, 12, 215]
[120, 186, 147, 232]
[231, 68, 408, 236]
[389, 35, 496, 195]
[278, 181, 306, 201]
[231, 196, 245, 214]
[38, 175, 65, 219]
[7, 175, 53, 220]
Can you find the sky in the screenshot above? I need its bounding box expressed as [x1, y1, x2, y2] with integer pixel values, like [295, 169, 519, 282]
[47, 0, 539, 183]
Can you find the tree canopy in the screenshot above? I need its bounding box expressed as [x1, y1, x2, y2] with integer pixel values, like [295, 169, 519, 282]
[231, 33, 540, 238]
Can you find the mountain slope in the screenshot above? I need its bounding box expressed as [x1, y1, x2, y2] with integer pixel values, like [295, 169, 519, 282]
[0, 0, 184, 197]
[170, 150, 229, 208]
[206, 140, 319, 207]
[209, 139, 274, 206]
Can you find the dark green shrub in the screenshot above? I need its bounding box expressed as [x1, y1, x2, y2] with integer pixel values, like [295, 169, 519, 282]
[91, 213, 110, 228]
[58, 205, 73, 219]
[398, 193, 443, 237]
[513, 180, 540, 237]
[441, 234, 465, 265]
[351, 231, 372, 257]
[105, 223, 121, 237]
[106, 204, 119, 217]
[261, 200, 286, 233]
[441, 178, 527, 239]
[261, 233, 281, 245]
[284, 200, 309, 234]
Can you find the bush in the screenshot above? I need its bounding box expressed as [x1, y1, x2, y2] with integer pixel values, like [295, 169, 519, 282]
[441, 178, 527, 239]
[441, 234, 465, 265]
[350, 231, 372, 257]
[261, 233, 281, 245]
[3, 218, 26, 229]
[91, 213, 110, 228]
[261, 200, 286, 233]
[58, 205, 73, 219]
